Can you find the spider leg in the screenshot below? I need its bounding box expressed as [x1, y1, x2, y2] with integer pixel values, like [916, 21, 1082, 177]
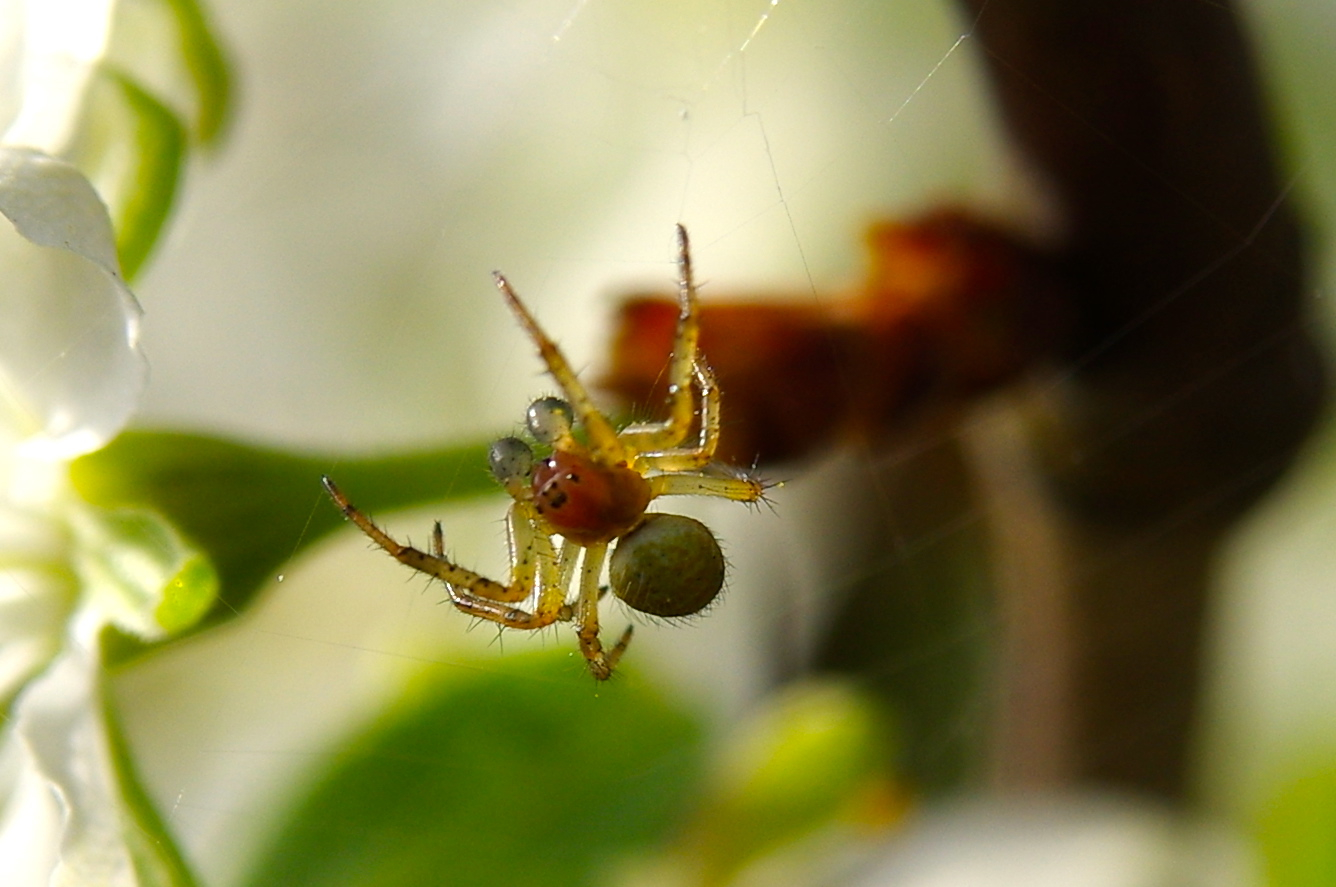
[630, 361, 720, 471]
[500, 499, 556, 606]
[323, 476, 566, 630]
[659, 224, 702, 441]
[493, 272, 627, 462]
[572, 542, 633, 680]
[647, 470, 765, 504]
[618, 224, 705, 456]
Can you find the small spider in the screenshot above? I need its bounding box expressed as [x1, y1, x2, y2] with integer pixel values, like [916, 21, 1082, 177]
[323, 226, 765, 679]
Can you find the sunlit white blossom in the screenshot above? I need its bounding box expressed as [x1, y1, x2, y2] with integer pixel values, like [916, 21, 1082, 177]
[0, 147, 145, 462]
[1, 0, 117, 153]
[0, 123, 164, 887]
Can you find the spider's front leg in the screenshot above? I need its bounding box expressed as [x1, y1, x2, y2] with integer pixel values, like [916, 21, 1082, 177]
[321, 476, 566, 632]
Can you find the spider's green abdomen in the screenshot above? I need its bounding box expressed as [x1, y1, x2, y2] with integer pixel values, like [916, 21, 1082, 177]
[610, 513, 725, 618]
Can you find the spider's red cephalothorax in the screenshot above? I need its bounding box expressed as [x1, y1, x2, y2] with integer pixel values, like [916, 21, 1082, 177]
[532, 451, 651, 546]
[323, 225, 765, 680]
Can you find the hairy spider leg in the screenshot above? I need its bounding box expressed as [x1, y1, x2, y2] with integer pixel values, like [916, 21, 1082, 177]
[492, 272, 628, 464]
[647, 471, 765, 503]
[572, 541, 633, 679]
[499, 497, 571, 622]
[633, 361, 721, 473]
[322, 475, 569, 629]
[618, 223, 704, 456]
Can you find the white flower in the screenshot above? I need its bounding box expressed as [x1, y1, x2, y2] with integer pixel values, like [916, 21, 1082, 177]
[0, 4, 192, 884]
[0, 145, 164, 887]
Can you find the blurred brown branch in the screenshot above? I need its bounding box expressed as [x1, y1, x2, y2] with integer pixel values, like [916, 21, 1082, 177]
[958, 0, 1325, 799]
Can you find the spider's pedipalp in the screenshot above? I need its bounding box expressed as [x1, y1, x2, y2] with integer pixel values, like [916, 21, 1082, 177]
[488, 436, 534, 497]
[526, 396, 575, 446]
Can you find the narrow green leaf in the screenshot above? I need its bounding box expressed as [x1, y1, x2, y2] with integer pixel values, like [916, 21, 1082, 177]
[105, 0, 233, 147]
[71, 430, 499, 643]
[165, 0, 233, 144]
[66, 67, 186, 281]
[240, 652, 703, 887]
[99, 645, 201, 887]
[103, 70, 186, 281]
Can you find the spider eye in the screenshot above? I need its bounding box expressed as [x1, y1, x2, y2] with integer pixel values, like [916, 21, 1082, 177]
[488, 436, 534, 486]
[526, 396, 575, 444]
[609, 513, 725, 618]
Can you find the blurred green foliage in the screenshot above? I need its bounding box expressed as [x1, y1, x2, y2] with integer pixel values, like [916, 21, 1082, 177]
[240, 652, 705, 887]
[1257, 756, 1336, 887]
[673, 681, 901, 885]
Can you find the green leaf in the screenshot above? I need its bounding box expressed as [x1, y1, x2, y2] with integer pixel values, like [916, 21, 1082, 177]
[64, 66, 186, 281]
[70, 430, 499, 642]
[165, 0, 233, 145]
[61, 0, 234, 277]
[103, 69, 187, 281]
[71, 503, 218, 640]
[1257, 758, 1336, 887]
[240, 652, 703, 887]
[688, 681, 899, 880]
[105, 0, 233, 146]
[100, 651, 202, 887]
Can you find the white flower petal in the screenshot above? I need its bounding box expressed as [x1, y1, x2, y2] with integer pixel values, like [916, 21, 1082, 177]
[1, 0, 117, 153]
[0, 734, 63, 887]
[0, 500, 76, 707]
[0, 0, 24, 136]
[0, 147, 146, 460]
[12, 643, 137, 887]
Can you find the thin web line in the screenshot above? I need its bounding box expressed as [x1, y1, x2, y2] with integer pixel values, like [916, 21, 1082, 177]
[738, 0, 781, 54]
[888, 0, 990, 125]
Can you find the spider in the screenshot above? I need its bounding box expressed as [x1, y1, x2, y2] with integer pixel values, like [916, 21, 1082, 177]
[323, 225, 765, 680]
